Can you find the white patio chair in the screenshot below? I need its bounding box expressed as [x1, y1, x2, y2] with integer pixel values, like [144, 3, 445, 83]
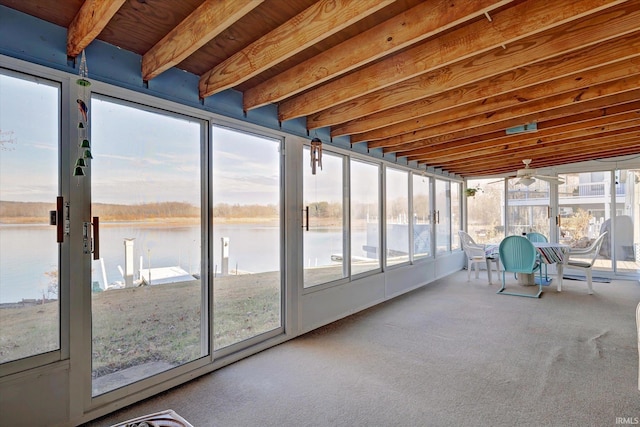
[458, 230, 500, 284]
[565, 231, 608, 294]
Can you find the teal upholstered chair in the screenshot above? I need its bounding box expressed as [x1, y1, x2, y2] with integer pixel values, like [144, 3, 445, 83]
[498, 235, 544, 298]
[526, 232, 549, 281]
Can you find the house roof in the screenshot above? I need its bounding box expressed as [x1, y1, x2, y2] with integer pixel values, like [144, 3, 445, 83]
[2, 0, 638, 177]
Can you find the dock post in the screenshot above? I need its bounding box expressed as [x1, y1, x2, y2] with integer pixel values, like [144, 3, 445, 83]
[124, 238, 135, 287]
[221, 237, 229, 276]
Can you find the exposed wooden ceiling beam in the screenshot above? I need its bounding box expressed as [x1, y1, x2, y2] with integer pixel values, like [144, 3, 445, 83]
[424, 132, 640, 172]
[416, 121, 640, 164]
[422, 128, 640, 166]
[455, 143, 640, 176]
[67, 0, 126, 57]
[393, 110, 640, 158]
[198, 0, 394, 99]
[380, 100, 640, 157]
[142, 0, 262, 81]
[242, 0, 512, 111]
[308, 0, 639, 129]
[277, 0, 627, 123]
[372, 89, 640, 159]
[378, 73, 640, 155]
[341, 33, 640, 141]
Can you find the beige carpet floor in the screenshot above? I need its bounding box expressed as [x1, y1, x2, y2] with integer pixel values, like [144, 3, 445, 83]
[85, 272, 640, 427]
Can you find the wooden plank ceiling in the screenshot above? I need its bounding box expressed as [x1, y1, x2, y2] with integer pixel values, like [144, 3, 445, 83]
[3, 0, 639, 178]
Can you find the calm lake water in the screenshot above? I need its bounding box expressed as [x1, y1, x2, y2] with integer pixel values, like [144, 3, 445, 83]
[0, 223, 366, 303]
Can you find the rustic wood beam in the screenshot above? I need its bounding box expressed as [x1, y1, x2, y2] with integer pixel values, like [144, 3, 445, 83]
[370, 88, 640, 156]
[452, 143, 640, 176]
[278, 0, 628, 123]
[416, 120, 640, 164]
[198, 0, 394, 99]
[142, 0, 262, 81]
[449, 143, 640, 174]
[242, 0, 511, 111]
[418, 137, 638, 177]
[422, 131, 640, 170]
[384, 71, 640, 155]
[369, 55, 640, 150]
[379, 100, 640, 156]
[341, 33, 640, 141]
[312, 1, 639, 130]
[392, 110, 640, 158]
[67, 0, 126, 57]
[445, 142, 640, 176]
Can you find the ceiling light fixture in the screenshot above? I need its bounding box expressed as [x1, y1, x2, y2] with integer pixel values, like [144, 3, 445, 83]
[518, 177, 535, 186]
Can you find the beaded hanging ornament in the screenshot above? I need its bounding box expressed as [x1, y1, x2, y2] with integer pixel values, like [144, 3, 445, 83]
[73, 50, 91, 177]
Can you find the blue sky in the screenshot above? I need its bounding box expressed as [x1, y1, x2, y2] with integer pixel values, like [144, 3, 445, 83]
[0, 74, 59, 203]
[0, 70, 284, 207]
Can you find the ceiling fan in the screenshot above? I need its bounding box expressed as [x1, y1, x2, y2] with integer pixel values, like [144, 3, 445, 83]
[507, 159, 564, 186]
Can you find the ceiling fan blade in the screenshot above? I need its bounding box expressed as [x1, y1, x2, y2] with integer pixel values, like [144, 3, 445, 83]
[535, 175, 564, 183]
[487, 175, 516, 184]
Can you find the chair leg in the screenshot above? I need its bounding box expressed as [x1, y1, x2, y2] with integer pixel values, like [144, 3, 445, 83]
[467, 259, 471, 281]
[586, 268, 593, 294]
[475, 261, 480, 279]
[485, 258, 493, 285]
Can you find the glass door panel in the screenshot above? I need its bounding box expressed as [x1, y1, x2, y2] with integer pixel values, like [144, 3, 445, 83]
[350, 159, 380, 275]
[613, 169, 639, 274]
[506, 179, 551, 238]
[412, 173, 431, 259]
[385, 168, 409, 266]
[558, 171, 612, 271]
[91, 97, 205, 396]
[211, 126, 282, 350]
[0, 72, 60, 363]
[451, 182, 461, 250]
[435, 179, 450, 254]
[303, 149, 345, 288]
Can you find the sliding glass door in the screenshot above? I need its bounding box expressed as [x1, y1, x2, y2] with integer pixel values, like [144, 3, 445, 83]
[614, 169, 639, 274]
[303, 148, 346, 287]
[211, 125, 283, 351]
[0, 71, 61, 365]
[90, 96, 206, 396]
[558, 169, 640, 275]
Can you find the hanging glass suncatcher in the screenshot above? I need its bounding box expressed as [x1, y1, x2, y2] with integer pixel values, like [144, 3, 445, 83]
[310, 137, 323, 175]
[74, 50, 91, 177]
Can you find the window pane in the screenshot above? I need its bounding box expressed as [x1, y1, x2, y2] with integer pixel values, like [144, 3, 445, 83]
[613, 169, 639, 274]
[507, 178, 550, 238]
[386, 168, 409, 266]
[451, 182, 461, 250]
[412, 174, 431, 258]
[350, 159, 380, 275]
[435, 179, 451, 253]
[91, 97, 204, 395]
[0, 72, 60, 363]
[212, 126, 282, 350]
[466, 178, 505, 244]
[303, 149, 345, 287]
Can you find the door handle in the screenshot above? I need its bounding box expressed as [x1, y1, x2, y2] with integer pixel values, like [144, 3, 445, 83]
[92, 216, 99, 260]
[302, 206, 309, 231]
[56, 196, 63, 243]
